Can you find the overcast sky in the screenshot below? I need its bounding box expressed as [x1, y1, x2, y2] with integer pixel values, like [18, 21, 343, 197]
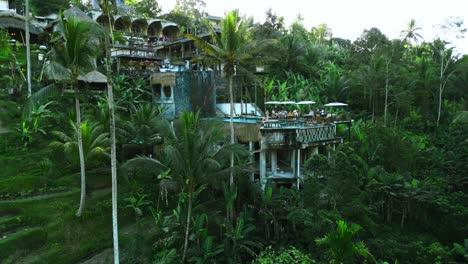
[160, 0, 468, 55]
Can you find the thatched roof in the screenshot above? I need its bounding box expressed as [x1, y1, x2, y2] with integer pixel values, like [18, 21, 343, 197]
[151, 72, 176, 87]
[0, 11, 42, 35]
[78, 70, 108, 84]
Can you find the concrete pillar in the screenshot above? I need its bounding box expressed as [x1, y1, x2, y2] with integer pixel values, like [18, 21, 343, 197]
[249, 141, 254, 182]
[290, 149, 295, 169]
[291, 149, 296, 177]
[181, 44, 185, 58]
[271, 150, 277, 175]
[297, 148, 301, 190]
[297, 149, 301, 178]
[260, 150, 266, 190]
[313, 146, 319, 154]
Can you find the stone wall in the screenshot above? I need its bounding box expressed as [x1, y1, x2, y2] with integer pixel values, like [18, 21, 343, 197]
[151, 71, 216, 119]
[174, 72, 192, 118]
[191, 71, 215, 117]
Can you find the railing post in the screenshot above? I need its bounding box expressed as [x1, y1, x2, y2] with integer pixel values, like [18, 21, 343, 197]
[260, 145, 266, 190]
[249, 141, 254, 182]
[297, 148, 301, 190]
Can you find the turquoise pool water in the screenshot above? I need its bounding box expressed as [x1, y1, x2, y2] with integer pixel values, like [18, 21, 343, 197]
[219, 117, 261, 124]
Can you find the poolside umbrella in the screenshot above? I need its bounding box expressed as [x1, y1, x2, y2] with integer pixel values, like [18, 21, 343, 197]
[324, 102, 348, 107]
[265, 101, 281, 104]
[296, 100, 316, 105]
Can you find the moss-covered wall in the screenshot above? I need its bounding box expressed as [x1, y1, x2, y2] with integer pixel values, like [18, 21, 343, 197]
[152, 71, 216, 119]
[191, 71, 215, 117]
[174, 72, 192, 118]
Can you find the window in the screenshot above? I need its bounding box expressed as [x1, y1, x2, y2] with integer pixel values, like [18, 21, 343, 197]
[163, 86, 172, 99]
[132, 26, 141, 34]
[153, 84, 161, 99]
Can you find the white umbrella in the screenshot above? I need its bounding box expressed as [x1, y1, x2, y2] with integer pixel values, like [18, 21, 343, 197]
[324, 102, 348, 107]
[280, 101, 296, 105]
[265, 101, 281, 105]
[296, 100, 316, 105]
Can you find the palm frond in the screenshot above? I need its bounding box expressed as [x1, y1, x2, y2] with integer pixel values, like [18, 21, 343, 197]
[23, 84, 61, 117]
[88, 146, 110, 160]
[123, 156, 167, 172]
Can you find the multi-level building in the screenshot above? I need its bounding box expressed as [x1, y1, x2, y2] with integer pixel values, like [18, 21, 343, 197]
[0, 0, 43, 43]
[0, 0, 350, 189]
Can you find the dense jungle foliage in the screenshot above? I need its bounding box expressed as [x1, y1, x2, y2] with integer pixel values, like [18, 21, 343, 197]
[0, 1, 467, 263]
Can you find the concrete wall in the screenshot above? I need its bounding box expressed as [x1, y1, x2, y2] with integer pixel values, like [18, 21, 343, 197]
[191, 71, 215, 117]
[0, 1, 8, 11]
[174, 72, 192, 118]
[152, 71, 216, 119]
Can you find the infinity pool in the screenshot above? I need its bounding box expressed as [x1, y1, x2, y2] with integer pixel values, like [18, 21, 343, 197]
[216, 117, 262, 124]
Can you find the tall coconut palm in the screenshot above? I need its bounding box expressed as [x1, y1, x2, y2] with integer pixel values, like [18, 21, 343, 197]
[187, 10, 251, 188]
[46, 14, 102, 216]
[401, 19, 423, 45]
[97, 0, 120, 262]
[25, 0, 32, 97]
[124, 111, 246, 262]
[431, 40, 456, 127]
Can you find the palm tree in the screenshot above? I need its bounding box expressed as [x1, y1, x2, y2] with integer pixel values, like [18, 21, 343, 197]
[124, 103, 161, 154]
[45, 14, 102, 216]
[124, 111, 246, 262]
[97, 1, 120, 261]
[25, 0, 32, 97]
[316, 220, 375, 264]
[50, 121, 110, 169]
[187, 10, 252, 188]
[401, 19, 423, 45]
[431, 40, 456, 127]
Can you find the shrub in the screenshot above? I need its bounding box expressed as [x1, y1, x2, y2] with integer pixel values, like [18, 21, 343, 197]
[253, 246, 315, 264]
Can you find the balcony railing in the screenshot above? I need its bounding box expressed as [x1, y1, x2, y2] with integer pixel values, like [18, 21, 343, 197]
[261, 121, 338, 145]
[295, 125, 336, 143]
[261, 120, 306, 129]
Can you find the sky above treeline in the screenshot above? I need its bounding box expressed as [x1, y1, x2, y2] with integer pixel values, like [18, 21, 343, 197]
[161, 0, 468, 55]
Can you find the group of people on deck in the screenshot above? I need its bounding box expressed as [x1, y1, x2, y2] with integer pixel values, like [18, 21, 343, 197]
[263, 107, 333, 123]
[268, 108, 300, 119]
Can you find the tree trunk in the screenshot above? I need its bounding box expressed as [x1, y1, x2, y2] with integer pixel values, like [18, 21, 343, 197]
[400, 202, 407, 228]
[437, 53, 444, 127]
[25, 0, 31, 97]
[240, 76, 243, 115]
[228, 75, 235, 186]
[437, 81, 443, 127]
[394, 108, 399, 127]
[384, 60, 390, 127]
[104, 12, 120, 264]
[74, 82, 86, 217]
[10, 55, 17, 93]
[182, 189, 193, 263]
